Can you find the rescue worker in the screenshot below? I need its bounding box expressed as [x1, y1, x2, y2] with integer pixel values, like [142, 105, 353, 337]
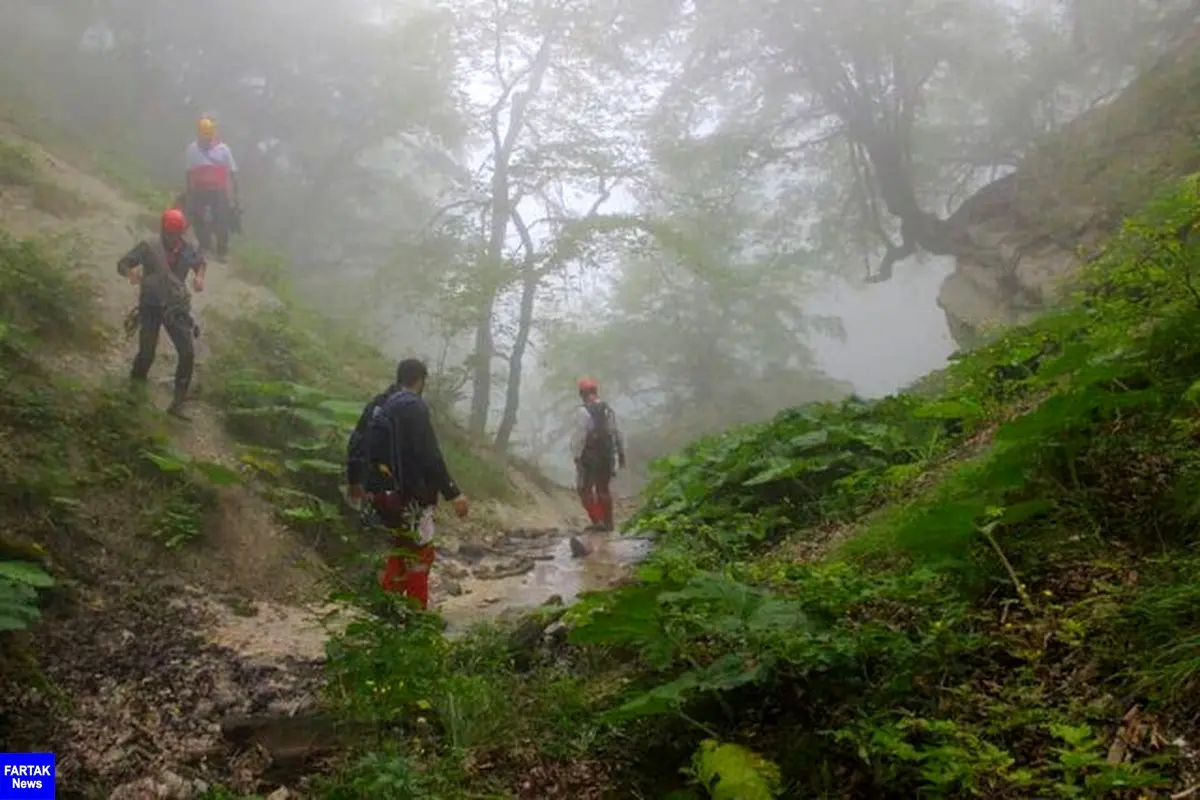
[184, 116, 239, 262]
[117, 207, 205, 419]
[346, 358, 470, 610]
[570, 377, 626, 532]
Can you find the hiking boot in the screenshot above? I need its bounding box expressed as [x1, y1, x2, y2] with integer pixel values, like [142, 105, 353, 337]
[166, 400, 191, 420]
[569, 536, 591, 558]
[166, 385, 191, 420]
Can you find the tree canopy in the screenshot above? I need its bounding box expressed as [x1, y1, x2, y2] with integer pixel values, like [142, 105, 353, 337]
[0, 0, 1191, 468]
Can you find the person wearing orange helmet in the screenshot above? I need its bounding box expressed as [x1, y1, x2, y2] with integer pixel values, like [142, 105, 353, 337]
[184, 116, 240, 262]
[570, 377, 626, 532]
[117, 206, 206, 419]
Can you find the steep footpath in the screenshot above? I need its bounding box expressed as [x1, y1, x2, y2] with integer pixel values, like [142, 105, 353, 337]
[0, 126, 624, 798]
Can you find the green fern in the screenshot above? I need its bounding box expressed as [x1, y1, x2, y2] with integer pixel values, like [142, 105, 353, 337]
[0, 559, 54, 631]
[689, 739, 781, 800]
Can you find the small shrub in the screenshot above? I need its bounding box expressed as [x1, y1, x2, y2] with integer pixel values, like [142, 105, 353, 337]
[0, 559, 54, 631]
[0, 231, 97, 346]
[0, 141, 38, 186]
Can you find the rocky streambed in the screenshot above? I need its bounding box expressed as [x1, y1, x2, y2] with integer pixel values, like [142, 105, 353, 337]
[0, 526, 649, 798]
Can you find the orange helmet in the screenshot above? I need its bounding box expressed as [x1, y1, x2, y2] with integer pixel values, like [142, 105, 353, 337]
[197, 117, 216, 138]
[161, 207, 188, 233]
[577, 377, 599, 394]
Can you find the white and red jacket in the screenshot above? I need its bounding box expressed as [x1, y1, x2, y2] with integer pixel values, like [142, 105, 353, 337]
[185, 140, 237, 193]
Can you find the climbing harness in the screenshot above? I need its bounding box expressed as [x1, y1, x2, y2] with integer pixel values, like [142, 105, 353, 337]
[122, 304, 200, 339]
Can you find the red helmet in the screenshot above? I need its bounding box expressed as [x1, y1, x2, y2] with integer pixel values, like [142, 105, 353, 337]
[577, 377, 599, 394]
[161, 207, 188, 233]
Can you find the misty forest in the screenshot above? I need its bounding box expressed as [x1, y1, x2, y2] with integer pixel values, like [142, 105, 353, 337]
[3, 0, 1200, 797]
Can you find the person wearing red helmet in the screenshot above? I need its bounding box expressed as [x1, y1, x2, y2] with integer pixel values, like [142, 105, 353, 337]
[117, 206, 207, 419]
[570, 377, 626, 531]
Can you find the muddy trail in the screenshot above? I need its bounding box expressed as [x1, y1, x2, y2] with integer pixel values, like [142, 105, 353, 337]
[3, 522, 646, 798]
[0, 127, 650, 797]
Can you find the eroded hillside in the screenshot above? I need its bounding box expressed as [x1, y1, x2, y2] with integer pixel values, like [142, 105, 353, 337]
[938, 27, 1200, 345]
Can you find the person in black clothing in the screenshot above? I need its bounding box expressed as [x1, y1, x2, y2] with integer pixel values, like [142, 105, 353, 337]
[117, 207, 206, 419]
[346, 358, 469, 609]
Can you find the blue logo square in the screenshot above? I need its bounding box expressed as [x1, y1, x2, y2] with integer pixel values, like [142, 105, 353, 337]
[0, 754, 55, 799]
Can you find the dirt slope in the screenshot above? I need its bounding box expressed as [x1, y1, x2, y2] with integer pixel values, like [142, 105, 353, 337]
[0, 125, 327, 610]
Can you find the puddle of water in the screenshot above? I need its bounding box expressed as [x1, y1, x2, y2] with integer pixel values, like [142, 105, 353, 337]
[437, 533, 651, 629]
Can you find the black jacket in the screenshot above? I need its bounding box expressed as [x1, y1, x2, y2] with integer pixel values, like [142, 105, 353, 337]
[346, 388, 461, 506]
[117, 236, 204, 307]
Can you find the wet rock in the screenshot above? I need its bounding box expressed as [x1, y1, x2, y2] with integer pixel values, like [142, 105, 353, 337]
[457, 543, 490, 562]
[508, 606, 571, 671]
[440, 562, 469, 579]
[543, 594, 564, 607]
[440, 578, 465, 597]
[474, 557, 536, 580]
[108, 769, 195, 799]
[221, 711, 368, 759]
[569, 537, 590, 559]
[506, 527, 557, 540]
[544, 619, 570, 648]
[266, 789, 294, 800]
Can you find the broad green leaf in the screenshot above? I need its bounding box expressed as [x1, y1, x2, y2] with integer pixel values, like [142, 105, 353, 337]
[0, 560, 55, 588]
[143, 449, 190, 472]
[194, 460, 243, 486]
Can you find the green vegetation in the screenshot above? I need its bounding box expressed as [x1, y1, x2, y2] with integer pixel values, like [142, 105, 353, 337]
[0, 139, 91, 218]
[292, 174, 1200, 798]
[0, 140, 38, 185]
[229, 242, 290, 295]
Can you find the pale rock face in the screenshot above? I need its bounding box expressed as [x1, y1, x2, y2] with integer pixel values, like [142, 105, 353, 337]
[935, 209, 1109, 347]
[933, 26, 1200, 347]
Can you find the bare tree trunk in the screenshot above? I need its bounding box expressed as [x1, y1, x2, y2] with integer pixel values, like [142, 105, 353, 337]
[491, 181, 615, 453]
[467, 299, 497, 435]
[493, 261, 537, 453]
[466, 30, 558, 435]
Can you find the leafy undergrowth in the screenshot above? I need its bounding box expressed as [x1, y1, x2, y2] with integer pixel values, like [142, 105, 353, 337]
[276, 175, 1200, 799]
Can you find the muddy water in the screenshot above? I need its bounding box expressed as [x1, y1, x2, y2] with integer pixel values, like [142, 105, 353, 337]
[436, 531, 651, 630]
[199, 531, 652, 665]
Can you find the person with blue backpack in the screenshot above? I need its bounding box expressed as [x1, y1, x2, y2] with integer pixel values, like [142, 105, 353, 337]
[346, 358, 469, 609]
